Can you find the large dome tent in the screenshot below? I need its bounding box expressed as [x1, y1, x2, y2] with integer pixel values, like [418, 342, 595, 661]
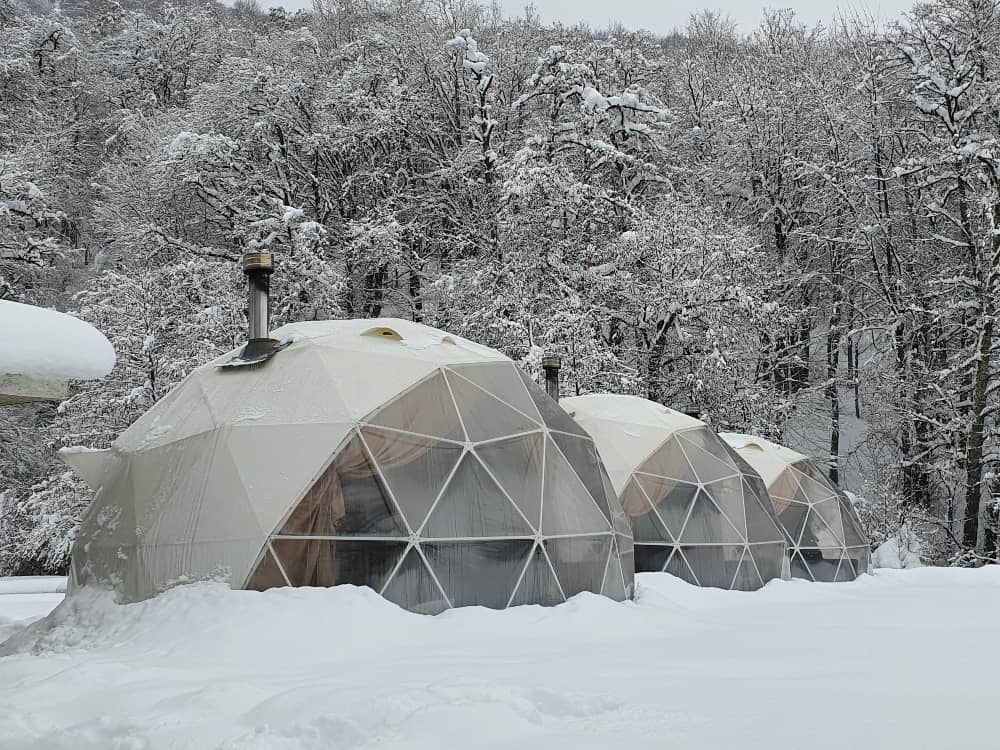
[61, 317, 634, 612]
[720, 433, 871, 582]
[561, 394, 788, 591]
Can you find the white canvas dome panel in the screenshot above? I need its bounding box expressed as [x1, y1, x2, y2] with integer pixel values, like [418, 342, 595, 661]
[114, 373, 217, 452]
[562, 394, 788, 591]
[720, 432, 872, 582]
[67, 319, 633, 610]
[223, 422, 353, 530]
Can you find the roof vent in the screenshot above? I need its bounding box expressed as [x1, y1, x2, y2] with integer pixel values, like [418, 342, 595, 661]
[361, 326, 404, 341]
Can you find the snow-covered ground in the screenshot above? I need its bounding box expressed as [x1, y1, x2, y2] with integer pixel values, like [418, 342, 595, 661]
[0, 576, 66, 644]
[1, 567, 998, 749]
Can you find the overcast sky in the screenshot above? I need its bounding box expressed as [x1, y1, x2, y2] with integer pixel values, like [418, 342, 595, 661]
[496, 1, 916, 33]
[273, 1, 917, 33]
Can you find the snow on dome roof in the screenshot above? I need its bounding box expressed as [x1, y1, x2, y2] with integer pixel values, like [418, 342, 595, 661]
[123, 317, 510, 457]
[562, 394, 702, 431]
[719, 432, 808, 487]
[0, 300, 115, 380]
[264, 317, 505, 365]
[561, 394, 706, 494]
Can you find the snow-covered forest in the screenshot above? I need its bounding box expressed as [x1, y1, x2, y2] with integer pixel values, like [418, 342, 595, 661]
[2, 0, 999, 573]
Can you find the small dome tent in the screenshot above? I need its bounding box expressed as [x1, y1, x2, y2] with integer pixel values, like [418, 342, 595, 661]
[61, 318, 634, 612]
[561, 395, 788, 591]
[720, 433, 871, 582]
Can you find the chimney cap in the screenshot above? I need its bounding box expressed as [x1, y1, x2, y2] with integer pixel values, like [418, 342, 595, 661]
[541, 354, 562, 369]
[242, 251, 274, 274]
[681, 403, 701, 418]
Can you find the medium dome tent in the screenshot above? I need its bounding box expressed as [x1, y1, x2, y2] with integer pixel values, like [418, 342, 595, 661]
[561, 394, 788, 591]
[720, 433, 871, 582]
[61, 318, 633, 612]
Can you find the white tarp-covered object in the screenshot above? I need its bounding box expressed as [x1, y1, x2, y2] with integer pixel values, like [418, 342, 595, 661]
[0, 300, 115, 404]
[720, 433, 871, 582]
[62, 319, 634, 611]
[560, 394, 788, 591]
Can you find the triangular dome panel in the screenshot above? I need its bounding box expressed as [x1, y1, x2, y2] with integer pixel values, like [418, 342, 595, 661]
[475, 433, 544, 531]
[278, 434, 408, 537]
[245, 546, 288, 591]
[225, 422, 352, 532]
[517, 370, 589, 436]
[423, 540, 533, 609]
[545, 535, 612, 599]
[680, 491, 745, 544]
[361, 427, 464, 532]
[422, 454, 533, 538]
[730, 548, 764, 591]
[550, 432, 612, 521]
[664, 548, 699, 584]
[509, 545, 564, 606]
[445, 371, 541, 442]
[634, 475, 698, 539]
[676, 435, 741, 483]
[366, 371, 465, 442]
[637, 437, 699, 484]
[743, 479, 786, 543]
[448, 362, 542, 422]
[541, 438, 612, 535]
[381, 547, 449, 614]
[702, 476, 748, 539]
[271, 538, 406, 589]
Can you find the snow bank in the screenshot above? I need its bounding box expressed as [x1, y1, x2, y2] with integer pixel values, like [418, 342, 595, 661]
[0, 578, 66, 644]
[0, 300, 115, 379]
[1, 568, 999, 749]
[0, 576, 67, 595]
[873, 538, 923, 568]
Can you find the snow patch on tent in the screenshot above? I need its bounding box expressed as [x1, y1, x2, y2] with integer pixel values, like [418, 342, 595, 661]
[0, 300, 115, 380]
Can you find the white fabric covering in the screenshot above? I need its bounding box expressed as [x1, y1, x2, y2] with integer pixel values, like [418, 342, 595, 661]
[61, 319, 511, 601]
[62, 319, 632, 607]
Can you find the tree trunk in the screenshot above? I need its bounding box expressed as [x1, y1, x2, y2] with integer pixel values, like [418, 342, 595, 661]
[961, 197, 1000, 551]
[826, 309, 841, 485]
[961, 307, 993, 550]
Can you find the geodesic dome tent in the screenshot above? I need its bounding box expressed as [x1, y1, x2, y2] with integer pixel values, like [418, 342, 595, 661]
[560, 394, 788, 591]
[61, 318, 634, 612]
[720, 433, 871, 582]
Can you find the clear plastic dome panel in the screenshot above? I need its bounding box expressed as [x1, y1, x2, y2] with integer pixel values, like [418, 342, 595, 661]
[248, 367, 633, 611]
